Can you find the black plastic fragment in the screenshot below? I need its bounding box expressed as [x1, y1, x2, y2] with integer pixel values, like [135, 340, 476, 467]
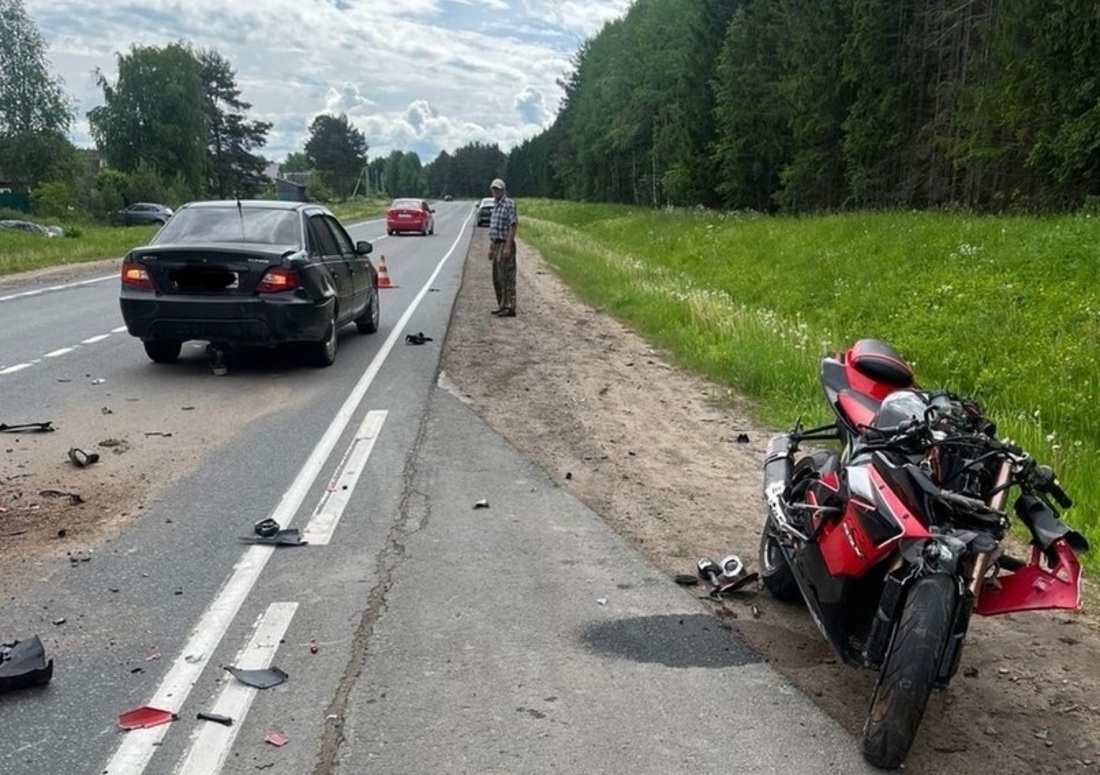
[0, 636, 54, 693]
[674, 573, 699, 586]
[0, 421, 54, 433]
[405, 332, 433, 345]
[197, 711, 234, 726]
[238, 528, 306, 546]
[225, 666, 288, 689]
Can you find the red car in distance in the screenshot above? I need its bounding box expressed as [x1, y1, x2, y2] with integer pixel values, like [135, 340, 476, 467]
[386, 198, 435, 236]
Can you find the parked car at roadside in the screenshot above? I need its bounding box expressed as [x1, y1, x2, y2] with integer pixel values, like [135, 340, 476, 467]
[115, 202, 174, 226]
[476, 197, 494, 227]
[119, 200, 379, 367]
[386, 198, 434, 236]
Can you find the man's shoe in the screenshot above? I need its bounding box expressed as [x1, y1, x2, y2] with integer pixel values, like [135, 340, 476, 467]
[499, 308, 516, 317]
[490, 308, 503, 315]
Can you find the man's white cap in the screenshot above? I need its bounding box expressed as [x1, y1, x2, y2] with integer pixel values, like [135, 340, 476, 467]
[490, 178, 506, 190]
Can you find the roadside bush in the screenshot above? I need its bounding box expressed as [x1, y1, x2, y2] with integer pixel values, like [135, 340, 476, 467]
[31, 181, 77, 219]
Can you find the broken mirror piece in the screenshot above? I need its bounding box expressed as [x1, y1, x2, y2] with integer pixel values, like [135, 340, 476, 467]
[225, 666, 288, 689]
[67, 447, 100, 467]
[473, 498, 489, 509]
[117, 705, 178, 730]
[0, 636, 54, 693]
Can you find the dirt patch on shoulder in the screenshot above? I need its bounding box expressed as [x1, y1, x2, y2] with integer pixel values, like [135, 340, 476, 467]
[441, 232, 1100, 774]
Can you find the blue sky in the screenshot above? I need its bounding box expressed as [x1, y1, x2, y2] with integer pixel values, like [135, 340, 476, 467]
[26, 0, 631, 164]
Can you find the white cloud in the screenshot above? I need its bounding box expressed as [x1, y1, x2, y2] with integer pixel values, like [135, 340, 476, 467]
[25, 0, 631, 163]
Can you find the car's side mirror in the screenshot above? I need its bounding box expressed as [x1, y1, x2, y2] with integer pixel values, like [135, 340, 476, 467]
[355, 240, 372, 255]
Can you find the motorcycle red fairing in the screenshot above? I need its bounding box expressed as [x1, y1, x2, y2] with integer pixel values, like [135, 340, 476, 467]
[760, 339, 1090, 768]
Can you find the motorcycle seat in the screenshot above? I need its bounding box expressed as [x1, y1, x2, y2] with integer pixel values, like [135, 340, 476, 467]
[837, 388, 880, 430]
[850, 339, 915, 387]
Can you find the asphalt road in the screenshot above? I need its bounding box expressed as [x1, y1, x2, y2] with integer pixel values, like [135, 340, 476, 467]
[0, 202, 875, 775]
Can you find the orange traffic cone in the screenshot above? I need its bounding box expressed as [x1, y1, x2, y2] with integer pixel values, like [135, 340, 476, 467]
[376, 255, 395, 289]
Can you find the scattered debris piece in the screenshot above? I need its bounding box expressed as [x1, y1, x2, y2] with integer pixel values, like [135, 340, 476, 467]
[145, 652, 160, 662]
[696, 555, 760, 599]
[117, 705, 178, 730]
[67, 447, 100, 467]
[181, 406, 196, 411]
[309, 642, 318, 654]
[405, 332, 433, 345]
[0, 636, 54, 692]
[674, 573, 699, 586]
[254, 518, 280, 538]
[184, 653, 203, 664]
[473, 498, 489, 509]
[264, 732, 289, 747]
[238, 529, 306, 546]
[144, 431, 173, 438]
[40, 489, 85, 505]
[225, 666, 288, 690]
[0, 421, 54, 433]
[91, 378, 106, 385]
[52, 618, 66, 626]
[197, 711, 234, 726]
[101, 407, 113, 415]
[735, 433, 750, 443]
[565, 472, 573, 480]
[596, 598, 608, 606]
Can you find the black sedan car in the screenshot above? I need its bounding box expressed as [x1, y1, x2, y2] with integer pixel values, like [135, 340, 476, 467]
[476, 197, 494, 227]
[119, 200, 380, 367]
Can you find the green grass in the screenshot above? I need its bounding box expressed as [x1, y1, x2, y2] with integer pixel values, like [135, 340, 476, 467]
[0, 224, 161, 276]
[519, 200, 1100, 564]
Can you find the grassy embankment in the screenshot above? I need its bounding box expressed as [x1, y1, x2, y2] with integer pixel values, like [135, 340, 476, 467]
[519, 200, 1100, 564]
[0, 198, 390, 278]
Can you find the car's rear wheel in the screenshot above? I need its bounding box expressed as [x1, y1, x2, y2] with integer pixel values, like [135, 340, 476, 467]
[355, 283, 380, 334]
[308, 311, 338, 367]
[143, 340, 182, 364]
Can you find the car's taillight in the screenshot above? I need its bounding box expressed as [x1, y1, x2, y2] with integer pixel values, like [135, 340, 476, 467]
[121, 262, 153, 290]
[257, 267, 299, 293]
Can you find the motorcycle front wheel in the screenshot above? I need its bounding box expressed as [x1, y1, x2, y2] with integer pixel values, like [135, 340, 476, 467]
[861, 573, 956, 770]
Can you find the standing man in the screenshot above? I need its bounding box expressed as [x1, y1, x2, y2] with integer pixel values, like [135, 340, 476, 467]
[487, 177, 518, 317]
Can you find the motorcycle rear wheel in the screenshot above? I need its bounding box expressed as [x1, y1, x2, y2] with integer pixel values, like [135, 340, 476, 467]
[758, 521, 801, 602]
[861, 573, 955, 770]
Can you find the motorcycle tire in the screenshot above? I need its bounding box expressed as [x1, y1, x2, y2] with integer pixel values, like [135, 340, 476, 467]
[758, 453, 826, 604]
[861, 573, 956, 770]
[758, 519, 801, 603]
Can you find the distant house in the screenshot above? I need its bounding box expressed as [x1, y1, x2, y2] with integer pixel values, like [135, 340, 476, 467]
[0, 169, 31, 212]
[78, 148, 105, 177]
[275, 171, 310, 202]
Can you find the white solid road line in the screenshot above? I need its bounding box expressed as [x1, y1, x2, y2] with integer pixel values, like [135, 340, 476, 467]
[176, 602, 299, 775]
[101, 208, 476, 775]
[303, 410, 388, 545]
[0, 273, 116, 303]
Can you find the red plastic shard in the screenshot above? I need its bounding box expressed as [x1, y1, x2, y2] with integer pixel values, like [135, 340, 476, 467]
[117, 705, 178, 730]
[265, 732, 289, 747]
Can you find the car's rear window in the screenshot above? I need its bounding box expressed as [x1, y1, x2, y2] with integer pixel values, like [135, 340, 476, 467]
[391, 199, 420, 209]
[153, 206, 301, 246]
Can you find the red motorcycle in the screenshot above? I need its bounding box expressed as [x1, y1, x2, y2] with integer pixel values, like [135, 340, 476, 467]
[758, 339, 1089, 769]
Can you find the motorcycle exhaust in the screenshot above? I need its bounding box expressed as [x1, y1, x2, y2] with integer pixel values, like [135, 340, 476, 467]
[763, 433, 793, 493]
